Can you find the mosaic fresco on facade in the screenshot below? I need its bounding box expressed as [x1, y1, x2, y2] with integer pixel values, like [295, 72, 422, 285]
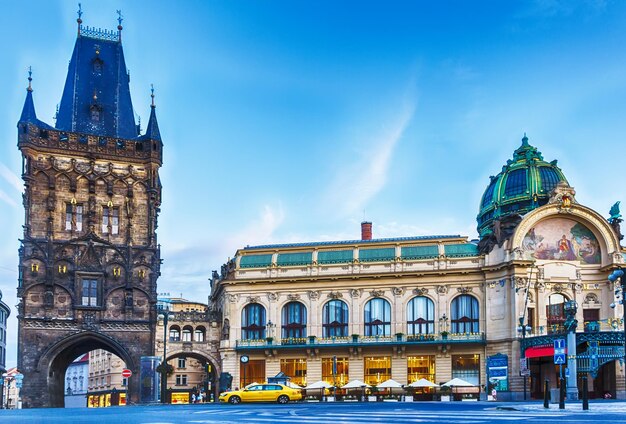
[522, 218, 601, 264]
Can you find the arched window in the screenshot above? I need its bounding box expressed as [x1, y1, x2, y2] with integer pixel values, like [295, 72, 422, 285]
[547, 293, 569, 333]
[182, 326, 193, 342]
[322, 300, 349, 337]
[450, 295, 479, 334]
[169, 325, 181, 342]
[364, 298, 391, 336]
[281, 302, 307, 339]
[194, 326, 206, 342]
[241, 303, 266, 340]
[407, 296, 435, 335]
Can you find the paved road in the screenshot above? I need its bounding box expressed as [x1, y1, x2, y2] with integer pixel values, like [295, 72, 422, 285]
[1, 401, 624, 424]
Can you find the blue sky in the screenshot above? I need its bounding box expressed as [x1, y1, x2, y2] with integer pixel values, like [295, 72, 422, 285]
[1, 1, 625, 367]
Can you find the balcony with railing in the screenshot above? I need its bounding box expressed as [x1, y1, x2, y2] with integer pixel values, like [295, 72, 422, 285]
[235, 332, 485, 350]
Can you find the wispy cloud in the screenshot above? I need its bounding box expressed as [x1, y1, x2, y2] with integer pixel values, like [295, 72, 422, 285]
[322, 95, 416, 218]
[0, 162, 23, 193]
[0, 189, 18, 207]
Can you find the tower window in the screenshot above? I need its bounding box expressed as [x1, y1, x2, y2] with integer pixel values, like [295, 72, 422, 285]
[90, 107, 101, 122]
[81, 279, 99, 306]
[65, 203, 83, 232]
[102, 206, 119, 235]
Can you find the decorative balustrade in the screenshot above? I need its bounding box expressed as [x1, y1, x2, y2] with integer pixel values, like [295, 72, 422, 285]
[236, 332, 485, 349]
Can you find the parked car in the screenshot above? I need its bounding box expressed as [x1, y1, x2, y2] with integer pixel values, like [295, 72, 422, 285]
[219, 383, 302, 404]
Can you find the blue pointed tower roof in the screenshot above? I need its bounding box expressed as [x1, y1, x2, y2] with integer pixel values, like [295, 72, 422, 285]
[142, 86, 161, 141]
[18, 69, 53, 129]
[56, 23, 136, 139]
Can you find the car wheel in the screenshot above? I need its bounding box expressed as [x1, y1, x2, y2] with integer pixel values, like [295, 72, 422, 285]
[229, 395, 241, 404]
[277, 395, 289, 404]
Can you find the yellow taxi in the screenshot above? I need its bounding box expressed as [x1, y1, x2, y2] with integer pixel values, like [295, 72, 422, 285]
[219, 383, 302, 404]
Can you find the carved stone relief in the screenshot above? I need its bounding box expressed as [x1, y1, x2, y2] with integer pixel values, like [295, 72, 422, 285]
[412, 288, 428, 296]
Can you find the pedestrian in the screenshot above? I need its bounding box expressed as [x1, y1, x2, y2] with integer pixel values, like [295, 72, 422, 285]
[191, 393, 196, 404]
[491, 388, 497, 401]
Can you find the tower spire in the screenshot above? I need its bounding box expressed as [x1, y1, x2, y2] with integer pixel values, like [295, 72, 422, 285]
[77, 3, 83, 35]
[27, 66, 33, 92]
[116, 9, 123, 41]
[151, 84, 155, 108]
[143, 85, 161, 141]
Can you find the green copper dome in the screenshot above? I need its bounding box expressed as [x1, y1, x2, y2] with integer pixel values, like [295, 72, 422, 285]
[477, 135, 568, 238]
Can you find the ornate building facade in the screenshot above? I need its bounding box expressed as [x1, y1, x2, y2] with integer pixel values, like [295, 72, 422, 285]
[211, 136, 625, 400]
[16, 13, 163, 407]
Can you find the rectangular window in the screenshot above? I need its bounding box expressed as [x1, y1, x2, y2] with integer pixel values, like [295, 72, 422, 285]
[364, 356, 391, 386]
[407, 355, 435, 384]
[81, 279, 98, 306]
[175, 374, 188, 386]
[240, 359, 265, 388]
[322, 357, 349, 387]
[65, 203, 83, 231]
[122, 378, 128, 387]
[178, 357, 186, 369]
[280, 359, 307, 387]
[452, 354, 480, 386]
[102, 206, 120, 235]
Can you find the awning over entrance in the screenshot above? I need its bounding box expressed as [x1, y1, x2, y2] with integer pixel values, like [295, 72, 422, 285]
[525, 345, 567, 358]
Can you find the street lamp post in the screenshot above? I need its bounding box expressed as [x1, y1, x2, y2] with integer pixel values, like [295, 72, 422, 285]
[608, 268, 625, 398]
[517, 317, 531, 400]
[157, 309, 171, 404]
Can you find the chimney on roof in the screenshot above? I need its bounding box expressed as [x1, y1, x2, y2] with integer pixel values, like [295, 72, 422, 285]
[361, 221, 372, 241]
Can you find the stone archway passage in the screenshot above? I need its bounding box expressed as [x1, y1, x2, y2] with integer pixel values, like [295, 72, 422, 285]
[164, 351, 220, 403]
[29, 331, 136, 408]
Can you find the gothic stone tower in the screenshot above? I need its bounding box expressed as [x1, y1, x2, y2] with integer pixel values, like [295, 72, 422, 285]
[16, 15, 163, 408]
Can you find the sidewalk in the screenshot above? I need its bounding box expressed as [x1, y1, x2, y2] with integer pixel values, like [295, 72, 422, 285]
[495, 400, 626, 413]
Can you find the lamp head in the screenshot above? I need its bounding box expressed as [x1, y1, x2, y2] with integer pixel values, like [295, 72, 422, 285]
[608, 269, 624, 282]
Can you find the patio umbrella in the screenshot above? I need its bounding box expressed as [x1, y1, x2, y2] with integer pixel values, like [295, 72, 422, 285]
[341, 379, 371, 389]
[408, 378, 439, 388]
[377, 379, 403, 388]
[442, 378, 474, 387]
[305, 381, 333, 389]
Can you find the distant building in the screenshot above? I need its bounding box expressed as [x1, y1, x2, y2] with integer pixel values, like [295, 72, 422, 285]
[2, 367, 21, 409]
[156, 296, 221, 403]
[64, 353, 89, 408]
[86, 349, 126, 407]
[0, 290, 9, 375]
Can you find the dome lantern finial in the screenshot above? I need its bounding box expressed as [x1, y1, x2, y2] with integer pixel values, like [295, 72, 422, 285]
[521, 132, 529, 146]
[77, 3, 83, 33]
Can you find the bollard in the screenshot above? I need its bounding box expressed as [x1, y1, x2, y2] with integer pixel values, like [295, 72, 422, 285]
[582, 376, 589, 411]
[559, 378, 565, 410]
[543, 379, 550, 409]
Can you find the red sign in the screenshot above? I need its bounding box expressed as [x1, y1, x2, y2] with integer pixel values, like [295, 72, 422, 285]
[121, 369, 132, 378]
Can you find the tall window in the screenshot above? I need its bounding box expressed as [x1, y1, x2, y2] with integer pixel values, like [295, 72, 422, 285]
[364, 298, 391, 336]
[177, 357, 186, 368]
[241, 303, 266, 340]
[364, 356, 391, 385]
[182, 326, 192, 342]
[240, 359, 265, 388]
[280, 359, 307, 387]
[102, 206, 119, 235]
[175, 374, 188, 386]
[547, 293, 568, 333]
[194, 326, 206, 342]
[407, 356, 435, 384]
[282, 302, 307, 339]
[452, 354, 480, 386]
[322, 357, 349, 387]
[322, 300, 349, 337]
[65, 203, 83, 231]
[407, 296, 435, 335]
[81, 279, 98, 306]
[450, 295, 479, 333]
[169, 326, 181, 341]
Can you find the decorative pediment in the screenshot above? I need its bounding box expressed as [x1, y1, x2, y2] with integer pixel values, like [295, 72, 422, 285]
[78, 242, 101, 270]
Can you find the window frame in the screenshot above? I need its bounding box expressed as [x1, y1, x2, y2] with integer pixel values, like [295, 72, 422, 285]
[322, 300, 349, 338]
[364, 298, 391, 336]
[74, 272, 103, 309]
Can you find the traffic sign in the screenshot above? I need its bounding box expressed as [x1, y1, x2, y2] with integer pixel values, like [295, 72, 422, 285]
[554, 353, 566, 365]
[520, 357, 530, 376]
[554, 339, 566, 353]
[121, 369, 132, 378]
